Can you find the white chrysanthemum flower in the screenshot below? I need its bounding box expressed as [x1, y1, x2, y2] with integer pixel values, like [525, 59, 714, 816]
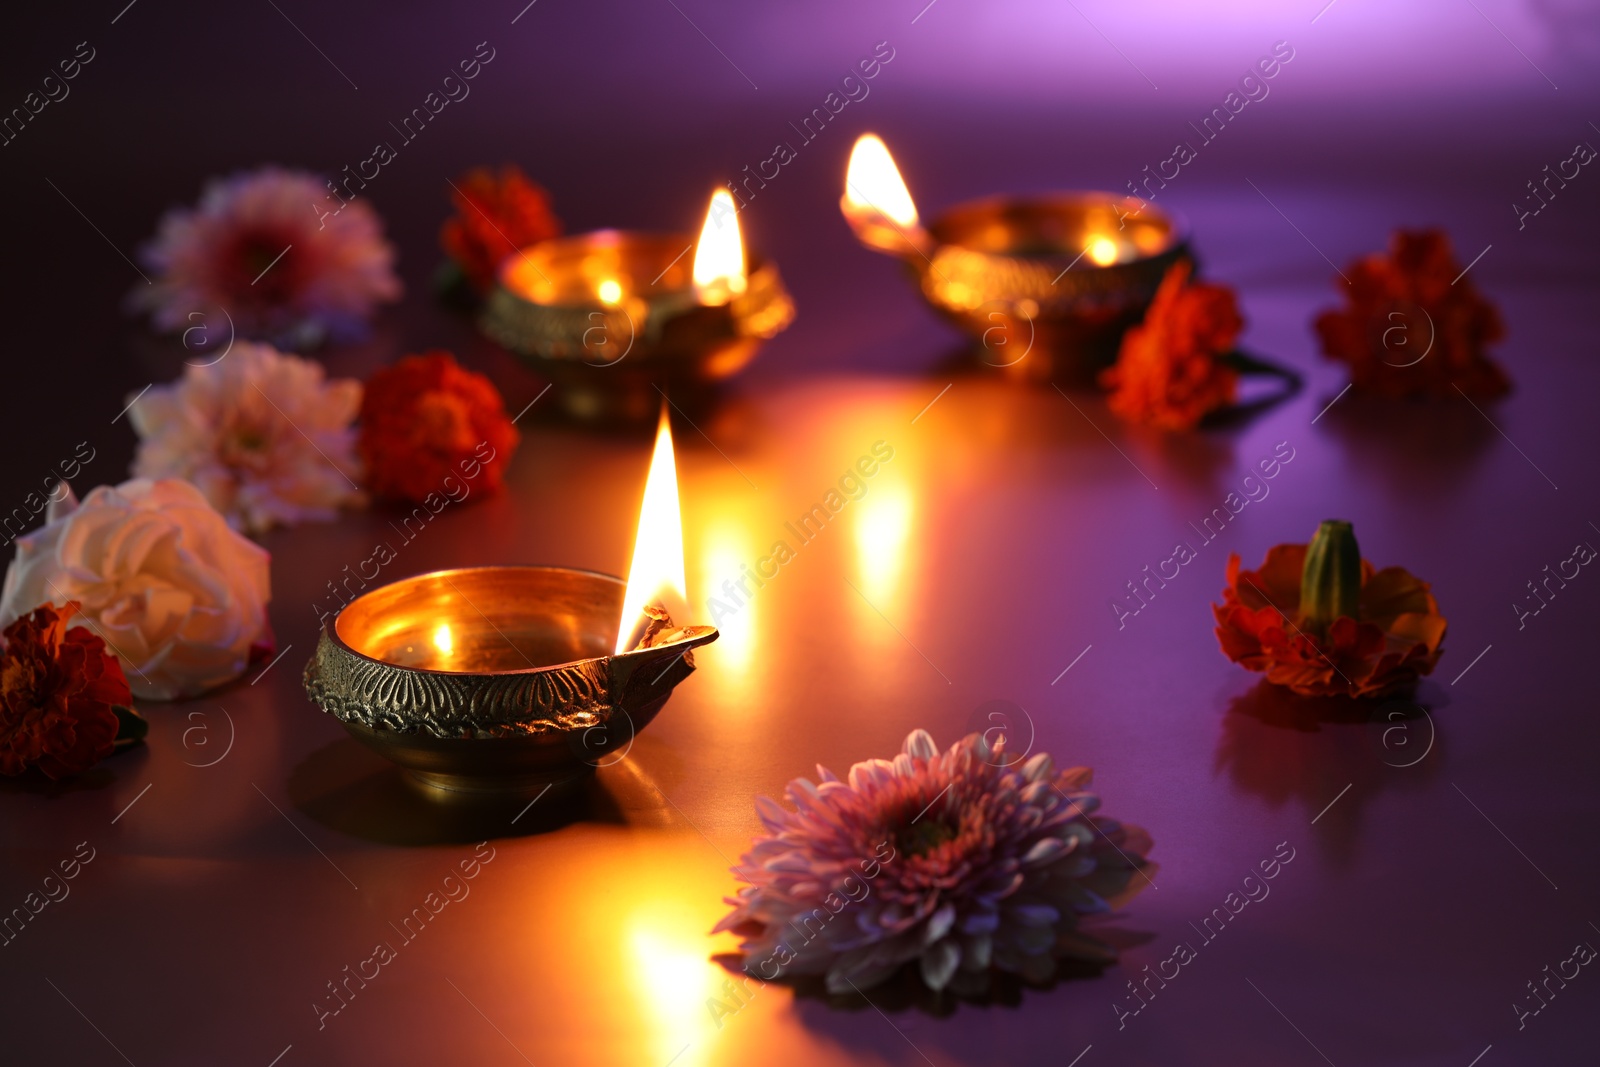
[128, 342, 363, 535]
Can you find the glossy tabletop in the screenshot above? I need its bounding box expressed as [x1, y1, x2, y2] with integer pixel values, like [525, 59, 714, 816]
[3, 2, 1599, 1065]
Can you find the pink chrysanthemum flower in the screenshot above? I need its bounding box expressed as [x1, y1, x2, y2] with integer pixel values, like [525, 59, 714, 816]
[713, 729, 1153, 995]
[130, 167, 401, 349]
[128, 341, 364, 535]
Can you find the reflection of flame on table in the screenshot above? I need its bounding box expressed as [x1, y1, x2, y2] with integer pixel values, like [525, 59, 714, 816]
[628, 918, 721, 1066]
[852, 485, 913, 606]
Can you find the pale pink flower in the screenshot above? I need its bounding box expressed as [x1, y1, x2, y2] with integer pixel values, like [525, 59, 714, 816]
[128, 342, 363, 535]
[130, 166, 400, 348]
[714, 729, 1153, 994]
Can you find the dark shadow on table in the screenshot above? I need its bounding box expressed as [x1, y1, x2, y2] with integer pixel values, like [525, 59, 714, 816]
[1314, 390, 1498, 502]
[1215, 680, 1447, 869]
[0, 743, 147, 799]
[1203, 347, 1306, 429]
[0, 765, 119, 797]
[287, 736, 672, 846]
[714, 937, 1153, 1035]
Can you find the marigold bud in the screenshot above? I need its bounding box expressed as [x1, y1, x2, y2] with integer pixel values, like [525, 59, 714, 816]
[1300, 519, 1361, 632]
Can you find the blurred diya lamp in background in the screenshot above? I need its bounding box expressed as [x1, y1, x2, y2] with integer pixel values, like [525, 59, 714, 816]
[840, 133, 1190, 382]
[303, 411, 717, 800]
[482, 190, 795, 421]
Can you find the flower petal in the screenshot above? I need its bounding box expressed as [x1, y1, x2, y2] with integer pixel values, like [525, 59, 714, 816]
[923, 903, 957, 945]
[1020, 837, 1069, 869]
[904, 729, 938, 761]
[753, 794, 790, 832]
[920, 939, 962, 991]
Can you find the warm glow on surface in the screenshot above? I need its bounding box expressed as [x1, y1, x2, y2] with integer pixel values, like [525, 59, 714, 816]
[432, 623, 454, 657]
[692, 190, 746, 305]
[627, 919, 721, 1066]
[615, 407, 686, 653]
[1086, 236, 1119, 266]
[597, 277, 623, 305]
[853, 485, 914, 605]
[700, 527, 757, 676]
[844, 133, 919, 229]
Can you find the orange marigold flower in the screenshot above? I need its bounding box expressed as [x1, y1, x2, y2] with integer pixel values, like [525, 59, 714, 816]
[1212, 522, 1446, 699]
[358, 351, 520, 505]
[1100, 261, 1242, 430]
[0, 602, 133, 779]
[441, 165, 561, 293]
[1313, 228, 1509, 399]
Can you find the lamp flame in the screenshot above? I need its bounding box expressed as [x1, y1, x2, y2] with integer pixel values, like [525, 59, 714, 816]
[845, 134, 919, 230]
[1086, 237, 1119, 266]
[615, 406, 686, 653]
[433, 623, 454, 656]
[692, 190, 746, 305]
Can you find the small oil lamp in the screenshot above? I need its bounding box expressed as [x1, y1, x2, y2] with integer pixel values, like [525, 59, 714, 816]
[841, 132, 1190, 381]
[482, 190, 795, 421]
[302, 410, 717, 799]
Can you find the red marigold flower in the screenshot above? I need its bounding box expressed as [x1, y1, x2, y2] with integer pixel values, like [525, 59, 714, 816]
[358, 351, 520, 504]
[1099, 261, 1243, 430]
[0, 602, 133, 779]
[441, 165, 561, 293]
[1313, 228, 1509, 398]
[1212, 522, 1446, 699]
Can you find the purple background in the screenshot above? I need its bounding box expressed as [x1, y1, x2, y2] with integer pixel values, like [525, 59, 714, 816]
[2, 2, 1599, 1065]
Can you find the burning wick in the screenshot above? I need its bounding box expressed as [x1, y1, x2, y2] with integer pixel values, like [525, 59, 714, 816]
[844, 133, 920, 229]
[842, 133, 931, 257]
[614, 405, 687, 653]
[692, 190, 747, 306]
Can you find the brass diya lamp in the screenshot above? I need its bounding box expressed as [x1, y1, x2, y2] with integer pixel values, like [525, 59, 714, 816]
[840, 133, 1191, 382]
[303, 412, 717, 799]
[482, 190, 795, 421]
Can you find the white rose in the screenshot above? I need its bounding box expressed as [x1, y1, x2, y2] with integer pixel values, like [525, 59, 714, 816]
[0, 478, 271, 701]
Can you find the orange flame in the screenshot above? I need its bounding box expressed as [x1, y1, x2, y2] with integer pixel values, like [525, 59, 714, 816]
[692, 190, 746, 305]
[844, 133, 919, 229]
[614, 407, 687, 653]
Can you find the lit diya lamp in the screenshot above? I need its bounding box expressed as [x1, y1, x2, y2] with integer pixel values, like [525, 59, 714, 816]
[302, 410, 717, 798]
[840, 132, 1190, 380]
[482, 189, 795, 420]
